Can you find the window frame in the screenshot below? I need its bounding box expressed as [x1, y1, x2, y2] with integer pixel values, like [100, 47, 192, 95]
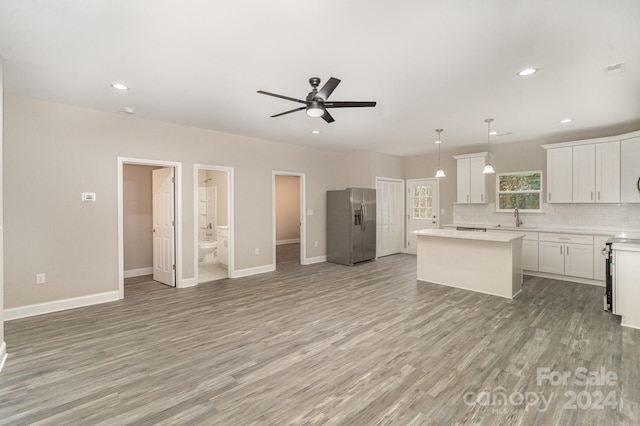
[495, 170, 544, 212]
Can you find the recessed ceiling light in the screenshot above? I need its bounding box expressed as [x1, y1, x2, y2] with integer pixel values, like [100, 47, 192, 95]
[111, 82, 129, 90]
[122, 107, 135, 114]
[489, 131, 498, 136]
[518, 68, 538, 77]
[560, 118, 572, 124]
[311, 130, 320, 134]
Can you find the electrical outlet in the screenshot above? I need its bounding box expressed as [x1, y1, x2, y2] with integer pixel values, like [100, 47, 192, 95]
[36, 273, 46, 284]
[314, 241, 318, 247]
[255, 248, 259, 255]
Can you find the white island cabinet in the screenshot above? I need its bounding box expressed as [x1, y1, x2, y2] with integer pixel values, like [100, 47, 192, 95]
[415, 229, 524, 299]
[613, 242, 640, 329]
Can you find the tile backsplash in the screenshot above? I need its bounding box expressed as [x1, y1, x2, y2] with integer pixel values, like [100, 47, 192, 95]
[452, 203, 640, 232]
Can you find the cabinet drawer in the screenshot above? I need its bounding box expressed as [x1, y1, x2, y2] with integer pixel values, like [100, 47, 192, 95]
[539, 233, 593, 245]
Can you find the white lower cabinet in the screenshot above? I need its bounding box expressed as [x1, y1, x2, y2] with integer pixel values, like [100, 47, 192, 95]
[217, 227, 229, 266]
[538, 241, 565, 275]
[522, 240, 539, 272]
[538, 233, 594, 279]
[564, 243, 594, 278]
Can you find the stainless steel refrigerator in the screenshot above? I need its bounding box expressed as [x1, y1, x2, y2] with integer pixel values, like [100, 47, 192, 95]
[327, 188, 376, 265]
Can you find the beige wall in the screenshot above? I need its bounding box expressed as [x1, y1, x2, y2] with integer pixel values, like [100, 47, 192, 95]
[123, 164, 160, 272]
[275, 175, 300, 242]
[345, 151, 404, 188]
[3, 94, 355, 309]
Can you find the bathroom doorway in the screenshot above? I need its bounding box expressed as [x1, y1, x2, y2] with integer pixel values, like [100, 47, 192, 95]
[194, 165, 233, 284]
[273, 171, 306, 267]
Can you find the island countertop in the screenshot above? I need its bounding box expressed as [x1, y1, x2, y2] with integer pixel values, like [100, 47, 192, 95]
[414, 228, 525, 243]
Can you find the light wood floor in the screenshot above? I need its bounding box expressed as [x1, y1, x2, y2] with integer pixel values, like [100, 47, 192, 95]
[1, 254, 638, 425]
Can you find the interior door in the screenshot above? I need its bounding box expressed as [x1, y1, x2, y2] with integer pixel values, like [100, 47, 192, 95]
[152, 167, 176, 286]
[406, 179, 438, 255]
[376, 178, 404, 257]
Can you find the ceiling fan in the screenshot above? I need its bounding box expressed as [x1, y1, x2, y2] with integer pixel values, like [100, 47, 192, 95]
[257, 77, 376, 123]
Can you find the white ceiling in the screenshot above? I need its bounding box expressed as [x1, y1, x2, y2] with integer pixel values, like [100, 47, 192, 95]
[1, 0, 639, 156]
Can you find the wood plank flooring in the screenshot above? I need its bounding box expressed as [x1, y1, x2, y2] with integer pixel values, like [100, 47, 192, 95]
[1, 254, 639, 425]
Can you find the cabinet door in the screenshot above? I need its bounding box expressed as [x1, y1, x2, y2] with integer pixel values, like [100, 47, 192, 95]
[219, 237, 229, 266]
[593, 236, 611, 281]
[457, 157, 470, 203]
[564, 243, 593, 279]
[522, 240, 539, 272]
[547, 147, 573, 203]
[538, 241, 565, 274]
[572, 144, 595, 203]
[595, 141, 620, 203]
[621, 136, 640, 203]
[469, 156, 487, 203]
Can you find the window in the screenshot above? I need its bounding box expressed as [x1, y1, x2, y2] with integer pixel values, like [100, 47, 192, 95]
[412, 184, 433, 219]
[496, 171, 543, 212]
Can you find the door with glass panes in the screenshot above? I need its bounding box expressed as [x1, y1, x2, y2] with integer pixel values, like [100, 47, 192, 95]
[406, 179, 439, 254]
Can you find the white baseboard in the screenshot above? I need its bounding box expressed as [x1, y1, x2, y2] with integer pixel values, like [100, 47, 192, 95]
[305, 255, 327, 265]
[232, 264, 275, 278]
[276, 239, 300, 245]
[4, 291, 120, 321]
[524, 271, 605, 287]
[179, 277, 198, 288]
[124, 267, 153, 278]
[0, 342, 7, 374]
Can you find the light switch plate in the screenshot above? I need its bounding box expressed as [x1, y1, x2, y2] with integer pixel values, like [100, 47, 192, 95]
[82, 192, 96, 202]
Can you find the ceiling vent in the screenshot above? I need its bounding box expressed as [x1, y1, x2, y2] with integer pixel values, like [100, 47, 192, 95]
[604, 62, 626, 75]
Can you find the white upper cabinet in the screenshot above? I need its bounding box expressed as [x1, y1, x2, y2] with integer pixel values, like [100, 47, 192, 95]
[456, 157, 471, 203]
[621, 136, 640, 203]
[469, 156, 487, 203]
[545, 135, 626, 204]
[454, 152, 488, 204]
[572, 142, 620, 203]
[572, 144, 595, 203]
[595, 141, 620, 203]
[546, 147, 573, 203]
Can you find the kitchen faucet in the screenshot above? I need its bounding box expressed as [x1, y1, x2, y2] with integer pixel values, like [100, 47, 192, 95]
[514, 207, 523, 228]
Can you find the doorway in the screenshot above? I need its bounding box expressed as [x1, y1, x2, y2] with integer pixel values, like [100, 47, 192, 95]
[273, 171, 306, 267]
[118, 158, 182, 299]
[406, 178, 439, 255]
[194, 164, 233, 284]
[376, 177, 404, 257]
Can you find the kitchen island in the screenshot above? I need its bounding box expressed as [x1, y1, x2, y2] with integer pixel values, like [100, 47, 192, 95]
[415, 229, 525, 299]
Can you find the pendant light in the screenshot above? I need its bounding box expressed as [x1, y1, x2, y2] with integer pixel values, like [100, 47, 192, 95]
[482, 118, 496, 174]
[434, 128, 446, 178]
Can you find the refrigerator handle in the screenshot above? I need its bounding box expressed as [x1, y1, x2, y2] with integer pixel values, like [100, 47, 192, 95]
[361, 201, 366, 232]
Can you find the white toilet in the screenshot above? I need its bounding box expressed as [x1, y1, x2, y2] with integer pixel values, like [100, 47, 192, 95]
[198, 239, 218, 263]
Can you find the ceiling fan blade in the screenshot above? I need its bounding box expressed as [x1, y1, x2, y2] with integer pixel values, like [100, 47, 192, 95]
[325, 101, 377, 108]
[316, 77, 341, 100]
[321, 110, 335, 123]
[270, 106, 306, 118]
[257, 90, 307, 104]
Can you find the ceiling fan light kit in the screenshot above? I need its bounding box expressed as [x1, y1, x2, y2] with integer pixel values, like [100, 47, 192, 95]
[258, 77, 376, 123]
